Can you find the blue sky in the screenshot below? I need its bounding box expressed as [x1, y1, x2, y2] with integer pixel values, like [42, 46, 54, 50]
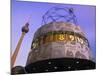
[11, 0, 96, 66]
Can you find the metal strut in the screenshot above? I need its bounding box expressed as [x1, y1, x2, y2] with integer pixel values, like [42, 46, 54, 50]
[42, 6, 78, 25]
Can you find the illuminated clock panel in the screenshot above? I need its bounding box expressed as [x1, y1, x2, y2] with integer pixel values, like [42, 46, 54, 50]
[32, 31, 89, 49]
[33, 22, 85, 39]
[31, 35, 91, 60]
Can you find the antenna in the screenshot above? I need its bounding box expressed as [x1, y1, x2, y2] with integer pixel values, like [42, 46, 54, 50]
[11, 17, 30, 68]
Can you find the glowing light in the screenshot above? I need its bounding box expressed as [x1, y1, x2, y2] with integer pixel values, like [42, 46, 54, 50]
[58, 34, 65, 41]
[76, 61, 79, 64]
[54, 66, 58, 69]
[48, 62, 51, 64]
[69, 35, 75, 41]
[68, 66, 71, 69]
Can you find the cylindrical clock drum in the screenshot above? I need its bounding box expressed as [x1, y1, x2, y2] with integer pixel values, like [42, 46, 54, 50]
[25, 22, 95, 73]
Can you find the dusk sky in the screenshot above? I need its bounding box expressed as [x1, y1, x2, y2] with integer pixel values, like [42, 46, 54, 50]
[11, 0, 96, 66]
